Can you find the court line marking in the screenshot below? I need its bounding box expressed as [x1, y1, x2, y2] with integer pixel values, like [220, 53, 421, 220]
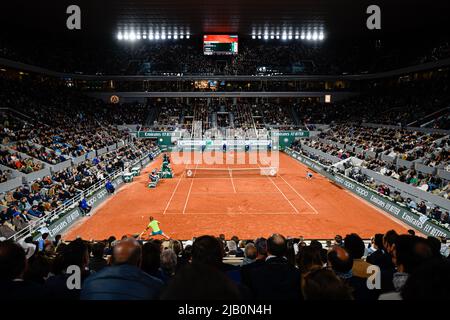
[228, 167, 237, 193]
[163, 211, 317, 215]
[162, 166, 187, 215]
[182, 164, 198, 214]
[258, 156, 317, 214]
[278, 175, 319, 214]
[256, 167, 299, 214]
[255, 160, 298, 214]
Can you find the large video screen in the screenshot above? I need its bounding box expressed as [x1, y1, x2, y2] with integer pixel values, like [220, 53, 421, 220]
[203, 35, 238, 55]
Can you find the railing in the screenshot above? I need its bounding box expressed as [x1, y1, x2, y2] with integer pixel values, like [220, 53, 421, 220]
[9, 149, 159, 242]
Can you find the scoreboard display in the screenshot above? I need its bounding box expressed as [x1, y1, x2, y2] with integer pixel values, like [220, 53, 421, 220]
[203, 35, 238, 55]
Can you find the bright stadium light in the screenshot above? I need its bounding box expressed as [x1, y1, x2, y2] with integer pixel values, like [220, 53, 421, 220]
[117, 32, 123, 40]
[306, 32, 312, 40]
[300, 32, 305, 40]
[161, 33, 166, 40]
[143, 34, 147, 39]
[168, 34, 172, 39]
[312, 31, 318, 41]
[180, 34, 184, 39]
[173, 34, 178, 39]
[258, 35, 262, 39]
[186, 33, 190, 39]
[155, 33, 160, 40]
[129, 32, 136, 41]
[136, 33, 141, 40]
[288, 34, 293, 40]
[123, 32, 129, 40]
[270, 35, 274, 39]
[252, 34, 256, 39]
[281, 33, 287, 40]
[149, 33, 154, 40]
[319, 31, 325, 40]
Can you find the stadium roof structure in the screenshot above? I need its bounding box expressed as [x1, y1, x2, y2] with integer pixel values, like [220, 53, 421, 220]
[0, 0, 448, 42]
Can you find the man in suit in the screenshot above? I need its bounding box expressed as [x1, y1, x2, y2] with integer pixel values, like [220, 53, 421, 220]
[247, 234, 302, 300]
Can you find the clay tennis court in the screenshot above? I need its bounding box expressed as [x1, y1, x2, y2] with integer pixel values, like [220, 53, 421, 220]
[65, 152, 408, 240]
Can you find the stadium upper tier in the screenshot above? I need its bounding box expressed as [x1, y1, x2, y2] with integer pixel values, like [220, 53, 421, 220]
[0, 38, 449, 76]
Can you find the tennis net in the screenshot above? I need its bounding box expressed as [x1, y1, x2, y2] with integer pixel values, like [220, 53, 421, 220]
[185, 167, 278, 178]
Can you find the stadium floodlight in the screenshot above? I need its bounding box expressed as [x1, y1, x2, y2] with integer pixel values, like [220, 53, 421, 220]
[155, 33, 160, 40]
[161, 33, 167, 40]
[300, 32, 305, 40]
[117, 32, 123, 40]
[149, 34, 154, 40]
[312, 32, 318, 41]
[252, 34, 256, 39]
[295, 34, 299, 40]
[143, 34, 147, 39]
[173, 34, 178, 39]
[306, 32, 312, 40]
[123, 32, 129, 40]
[258, 35, 262, 39]
[319, 32, 325, 40]
[186, 34, 190, 39]
[281, 33, 287, 40]
[270, 35, 274, 39]
[288, 34, 293, 40]
[136, 33, 141, 40]
[180, 34, 184, 39]
[168, 34, 172, 39]
[129, 32, 136, 41]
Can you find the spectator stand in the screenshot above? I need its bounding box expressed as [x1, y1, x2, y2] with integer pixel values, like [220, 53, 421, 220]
[9, 147, 161, 242]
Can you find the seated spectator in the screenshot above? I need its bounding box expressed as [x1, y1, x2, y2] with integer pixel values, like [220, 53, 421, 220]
[344, 233, 373, 279]
[302, 268, 353, 300]
[160, 263, 242, 300]
[88, 242, 107, 273]
[44, 238, 90, 300]
[0, 241, 44, 299]
[241, 243, 257, 266]
[246, 234, 301, 300]
[81, 239, 163, 300]
[327, 246, 377, 300]
[379, 235, 434, 300]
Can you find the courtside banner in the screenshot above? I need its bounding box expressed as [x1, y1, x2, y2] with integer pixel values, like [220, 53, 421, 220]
[272, 131, 310, 137]
[136, 131, 181, 138]
[285, 148, 449, 238]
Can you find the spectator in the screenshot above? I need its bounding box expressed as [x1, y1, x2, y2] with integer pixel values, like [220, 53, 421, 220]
[246, 234, 302, 300]
[302, 268, 353, 300]
[327, 246, 376, 300]
[160, 263, 241, 300]
[344, 233, 373, 279]
[0, 241, 44, 299]
[81, 239, 163, 300]
[241, 243, 257, 266]
[379, 235, 434, 300]
[88, 242, 107, 273]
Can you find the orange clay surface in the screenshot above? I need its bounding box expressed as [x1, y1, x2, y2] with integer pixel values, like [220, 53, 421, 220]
[65, 152, 408, 240]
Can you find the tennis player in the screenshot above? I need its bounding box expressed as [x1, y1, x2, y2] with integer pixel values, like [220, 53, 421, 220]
[145, 216, 170, 240]
[306, 172, 313, 180]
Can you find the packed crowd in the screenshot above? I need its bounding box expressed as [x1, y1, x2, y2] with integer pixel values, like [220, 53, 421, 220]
[0, 139, 157, 238]
[290, 140, 450, 227]
[1, 37, 449, 76]
[0, 230, 449, 300]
